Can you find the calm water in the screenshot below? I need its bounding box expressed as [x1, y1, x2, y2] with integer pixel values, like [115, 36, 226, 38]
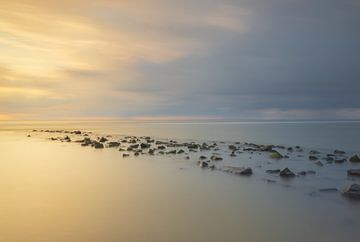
[0, 121, 360, 242]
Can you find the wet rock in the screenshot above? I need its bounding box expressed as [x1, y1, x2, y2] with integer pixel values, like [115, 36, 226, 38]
[94, 142, 104, 149]
[210, 155, 223, 161]
[228, 145, 237, 151]
[134, 152, 140, 156]
[140, 143, 151, 149]
[266, 169, 281, 174]
[335, 158, 346, 164]
[107, 142, 120, 148]
[177, 149, 185, 154]
[280, 168, 295, 177]
[122, 153, 130, 157]
[185, 156, 190, 160]
[287, 147, 293, 152]
[270, 151, 283, 159]
[27, 134, 31, 137]
[198, 160, 209, 168]
[148, 149, 155, 155]
[297, 171, 307, 176]
[99, 137, 108, 143]
[157, 145, 166, 150]
[199, 155, 207, 160]
[342, 184, 360, 199]
[348, 169, 360, 177]
[349, 155, 360, 163]
[187, 144, 199, 149]
[63, 136, 71, 142]
[167, 150, 177, 154]
[81, 138, 92, 146]
[230, 152, 236, 157]
[260, 145, 274, 152]
[73, 130, 81, 135]
[334, 150, 346, 155]
[307, 170, 316, 174]
[319, 188, 338, 192]
[309, 155, 318, 161]
[309, 150, 320, 155]
[222, 166, 253, 176]
[315, 161, 324, 167]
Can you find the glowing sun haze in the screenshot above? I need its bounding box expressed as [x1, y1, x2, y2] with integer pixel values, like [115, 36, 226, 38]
[0, 0, 359, 120]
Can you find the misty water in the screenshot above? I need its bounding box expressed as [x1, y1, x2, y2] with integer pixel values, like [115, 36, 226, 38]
[1, 121, 360, 242]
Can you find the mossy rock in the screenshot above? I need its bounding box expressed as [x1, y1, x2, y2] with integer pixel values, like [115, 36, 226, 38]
[270, 151, 283, 159]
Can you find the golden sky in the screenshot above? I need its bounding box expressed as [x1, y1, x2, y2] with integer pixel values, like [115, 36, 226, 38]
[1, 0, 359, 120]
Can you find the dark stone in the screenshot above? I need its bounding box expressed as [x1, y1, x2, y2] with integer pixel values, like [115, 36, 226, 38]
[319, 188, 338, 192]
[94, 142, 104, 149]
[157, 145, 166, 150]
[315, 161, 324, 167]
[122, 153, 130, 157]
[210, 155, 223, 161]
[270, 151, 283, 159]
[309, 155, 318, 161]
[334, 150, 346, 155]
[148, 149, 155, 155]
[140, 143, 151, 149]
[342, 184, 360, 199]
[199, 155, 207, 160]
[349, 155, 360, 163]
[167, 150, 177, 154]
[348, 169, 360, 176]
[222, 166, 253, 176]
[280, 168, 295, 177]
[297, 171, 307, 176]
[107, 142, 120, 148]
[99, 137, 108, 143]
[177, 149, 185, 154]
[198, 161, 209, 168]
[266, 169, 281, 174]
[309, 150, 320, 155]
[228, 145, 237, 151]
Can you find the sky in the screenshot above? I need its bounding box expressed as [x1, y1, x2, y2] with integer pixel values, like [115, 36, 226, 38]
[0, 0, 359, 121]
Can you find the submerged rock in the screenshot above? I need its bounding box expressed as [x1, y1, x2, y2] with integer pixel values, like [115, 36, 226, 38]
[222, 166, 253, 176]
[228, 145, 237, 151]
[122, 153, 130, 157]
[335, 158, 346, 164]
[334, 150, 346, 155]
[107, 142, 120, 148]
[342, 184, 360, 199]
[348, 169, 360, 177]
[315, 161, 324, 167]
[309, 155, 318, 161]
[349, 155, 360, 163]
[280, 168, 295, 177]
[140, 143, 151, 149]
[94, 142, 104, 149]
[99, 137, 108, 143]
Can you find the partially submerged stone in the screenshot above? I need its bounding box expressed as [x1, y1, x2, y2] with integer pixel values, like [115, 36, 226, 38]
[348, 169, 360, 176]
[210, 155, 223, 161]
[266, 169, 281, 174]
[309, 155, 318, 161]
[280, 168, 295, 177]
[270, 151, 283, 159]
[222, 166, 253, 176]
[349, 155, 360, 163]
[342, 184, 360, 199]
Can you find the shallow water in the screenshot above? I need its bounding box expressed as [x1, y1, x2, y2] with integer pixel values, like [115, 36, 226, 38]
[1, 122, 360, 242]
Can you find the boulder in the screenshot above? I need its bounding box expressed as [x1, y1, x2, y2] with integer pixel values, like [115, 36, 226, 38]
[99, 137, 108, 143]
[342, 184, 360, 199]
[280, 168, 295, 177]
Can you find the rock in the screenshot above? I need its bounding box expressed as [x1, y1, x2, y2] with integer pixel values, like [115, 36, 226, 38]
[94, 142, 104, 149]
[187, 144, 199, 149]
[334, 149, 346, 155]
[210, 155, 223, 161]
[309, 155, 318, 161]
[107, 142, 120, 148]
[73, 130, 81, 135]
[261, 145, 274, 152]
[157, 145, 166, 150]
[185, 156, 190, 160]
[140, 143, 151, 149]
[287, 147, 293, 152]
[348, 169, 360, 176]
[309, 150, 320, 155]
[349, 155, 360, 163]
[297, 171, 307, 176]
[198, 161, 209, 168]
[167, 150, 177, 154]
[280, 168, 295, 177]
[148, 149, 155, 155]
[177, 149, 185, 154]
[319, 188, 338, 193]
[63, 136, 71, 142]
[266, 169, 281, 174]
[335, 158, 346, 164]
[270, 151, 283, 159]
[199, 155, 207, 160]
[230, 152, 236, 157]
[307, 170, 316, 174]
[99, 137, 108, 143]
[315, 161, 324, 167]
[228, 145, 237, 151]
[263, 178, 276, 183]
[342, 184, 360, 199]
[27, 134, 31, 137]
[222, 166, 253, 176]
[122, 153, 130, 157]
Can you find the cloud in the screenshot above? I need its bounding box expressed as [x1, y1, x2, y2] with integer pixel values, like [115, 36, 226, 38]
[0, 0, 359, 120]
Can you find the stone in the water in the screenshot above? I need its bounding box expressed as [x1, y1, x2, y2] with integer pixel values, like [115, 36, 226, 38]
[297, 171, 307, 176]
[198, 160, 209, 168]
[348, 169, 360, 177]
[349, 155, 360, 163]
[94, 142, 104, 149]
[230, 152, 236, 157]
[210, 155, 223, 161]
[280, 168, 295, 177]
[222, 166, 253, 176]
[99, 137, 108, 143]
[319, 188, 338, 192]
[107, 142, 120, 148]
[334, 149, 346, 155]
[335, 158, 346, 164]
[315, 161, 324, 167]
[309, 150, 320, 155]
[266, 169, 280, 174]
[27, 134, 31, 137]
[148, 149, 155, 155]
[199, 155, 207, 160]
[123, 153, 130, 157]
[167, 150, 177, 154]
[140, 143, 151, 149]
[342, 184, 360, 199]
[177, 149, 185, 154]
[270, 151, 283, 159]
[309, 155, 318, 161]
[185, 156, 190, 160]
[157, 145, 166, 150]
[228, 145, 237, 151]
